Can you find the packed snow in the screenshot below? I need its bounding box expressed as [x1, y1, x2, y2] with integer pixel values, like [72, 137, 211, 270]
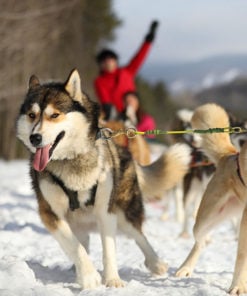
[0, 158, 242, 296]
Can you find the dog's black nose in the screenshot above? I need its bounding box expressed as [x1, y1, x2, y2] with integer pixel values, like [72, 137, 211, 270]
[30, 134, 42, 147]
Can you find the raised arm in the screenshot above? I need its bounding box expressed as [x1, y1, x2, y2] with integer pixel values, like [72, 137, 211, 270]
[126, 20, 159, 75]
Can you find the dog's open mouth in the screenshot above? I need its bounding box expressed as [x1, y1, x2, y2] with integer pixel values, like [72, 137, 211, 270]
[32, 131, 65, 172]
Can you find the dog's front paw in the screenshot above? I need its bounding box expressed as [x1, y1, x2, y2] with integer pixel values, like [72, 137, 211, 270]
[104, 277, 126, 288]
[145, 258, 168, 275]
[229, 281, 247, 295]
[77, 270, 102, 289]
[175, 266, 192, 277]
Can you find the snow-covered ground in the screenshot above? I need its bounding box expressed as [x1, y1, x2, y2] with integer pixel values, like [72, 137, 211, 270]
[0, 159, 240, 296]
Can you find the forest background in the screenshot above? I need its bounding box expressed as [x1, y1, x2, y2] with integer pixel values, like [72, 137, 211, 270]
[2, 0, 246, 159]
[0, 0, 175, 159]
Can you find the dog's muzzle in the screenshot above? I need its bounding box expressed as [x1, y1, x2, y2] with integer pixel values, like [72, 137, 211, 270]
[31, 131, 65, 172]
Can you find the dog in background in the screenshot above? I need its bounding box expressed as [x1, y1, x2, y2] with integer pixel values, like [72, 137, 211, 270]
[229, 112, 247, 151]
[176, 103, 247, 295]
[169, 109, 215, 235]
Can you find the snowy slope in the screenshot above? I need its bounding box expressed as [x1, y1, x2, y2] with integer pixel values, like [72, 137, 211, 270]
[0, 159, 240, 296]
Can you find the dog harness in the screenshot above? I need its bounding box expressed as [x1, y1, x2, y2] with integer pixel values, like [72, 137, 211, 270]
[49, 173, 98, 211]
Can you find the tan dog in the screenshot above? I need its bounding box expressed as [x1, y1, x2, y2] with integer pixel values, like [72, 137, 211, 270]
[175, 103, 247, 295]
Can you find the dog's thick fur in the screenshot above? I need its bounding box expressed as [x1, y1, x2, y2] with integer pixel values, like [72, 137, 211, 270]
[16, 69, 191, 289]
[175, 103, 247, 295]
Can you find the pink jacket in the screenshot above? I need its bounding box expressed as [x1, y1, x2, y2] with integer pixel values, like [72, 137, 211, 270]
[137, 114, 156, 138]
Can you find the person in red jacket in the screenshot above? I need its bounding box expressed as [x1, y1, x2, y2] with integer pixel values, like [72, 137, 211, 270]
[94, 20, 159, 120]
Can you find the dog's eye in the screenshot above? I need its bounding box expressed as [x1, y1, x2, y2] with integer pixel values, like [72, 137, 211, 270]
[51, 113, 60, 119]
[28, 113, 36, 119]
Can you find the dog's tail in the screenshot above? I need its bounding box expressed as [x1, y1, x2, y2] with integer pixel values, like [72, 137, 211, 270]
[191, 103, 237, 165]
[136, 143, 191, 200]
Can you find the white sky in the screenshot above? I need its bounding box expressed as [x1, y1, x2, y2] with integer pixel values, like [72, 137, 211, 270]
[112, 0, 247, 64]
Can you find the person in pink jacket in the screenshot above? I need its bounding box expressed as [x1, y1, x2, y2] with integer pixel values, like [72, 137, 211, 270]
[122, 91, 156, 138]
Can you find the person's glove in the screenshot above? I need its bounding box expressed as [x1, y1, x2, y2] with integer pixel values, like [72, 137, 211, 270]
[125, 105, 138, 126]
[145, 20, 159, 42]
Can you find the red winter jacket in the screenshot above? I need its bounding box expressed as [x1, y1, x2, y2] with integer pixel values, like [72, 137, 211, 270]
[94, 41, 152, 113]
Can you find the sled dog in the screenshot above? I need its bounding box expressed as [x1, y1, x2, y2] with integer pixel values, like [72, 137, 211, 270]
[170, 109, 215, 235]
[16, 69, 191, 289]
[176, 103, 247, 295]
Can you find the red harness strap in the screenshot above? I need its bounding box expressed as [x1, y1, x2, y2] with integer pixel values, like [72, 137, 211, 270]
[190, 160, 214, 168]
[189, 149, 214, 168]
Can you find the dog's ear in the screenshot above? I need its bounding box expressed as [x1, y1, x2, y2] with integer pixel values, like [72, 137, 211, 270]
[65, 69, 82, 102]
[29, 75, 40, 89]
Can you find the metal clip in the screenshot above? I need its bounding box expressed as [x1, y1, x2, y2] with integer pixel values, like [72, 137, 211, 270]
[97, 127, 138, 140]
[97, 128, 114, 140]
[126, 127, 137, 138]
[230, 127, 244, 134]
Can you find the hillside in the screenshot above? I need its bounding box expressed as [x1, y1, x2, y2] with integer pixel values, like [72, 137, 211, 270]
[195, 76, 247, 117]
[140, 54, 247, 94]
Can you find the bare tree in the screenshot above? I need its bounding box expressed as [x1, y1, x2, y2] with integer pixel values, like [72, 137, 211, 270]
[0, 0, 120, 159]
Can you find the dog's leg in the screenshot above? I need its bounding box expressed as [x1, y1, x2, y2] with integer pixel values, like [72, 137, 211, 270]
[180, 178, 203, 238]
[176, 178, 243, 278]
[180, 188, 197, 238]
[71, 228, 90, 253]
[94, 174, 124, 288]
[69, 213, 90, 253]
[39, 197, 101, 289]
[180, 170, 197, 238]
[229, 206, 247, 295]
[174, 182, 184, 223]
[53, 220, 101, 288]
[175, 239, 206, 277]
[96, 211, 125, 288]
[118, 211, 168, 275]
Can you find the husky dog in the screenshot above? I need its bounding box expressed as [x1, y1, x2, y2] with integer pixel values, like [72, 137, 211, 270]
[175, 103, 247, 295]
[16, 69, 191, 289]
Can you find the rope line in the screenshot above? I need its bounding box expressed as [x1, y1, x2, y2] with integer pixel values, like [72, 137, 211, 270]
[98, 126, 247, 140]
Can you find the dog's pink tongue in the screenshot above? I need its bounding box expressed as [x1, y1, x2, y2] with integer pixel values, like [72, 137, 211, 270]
[33, 145, 51, 172]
